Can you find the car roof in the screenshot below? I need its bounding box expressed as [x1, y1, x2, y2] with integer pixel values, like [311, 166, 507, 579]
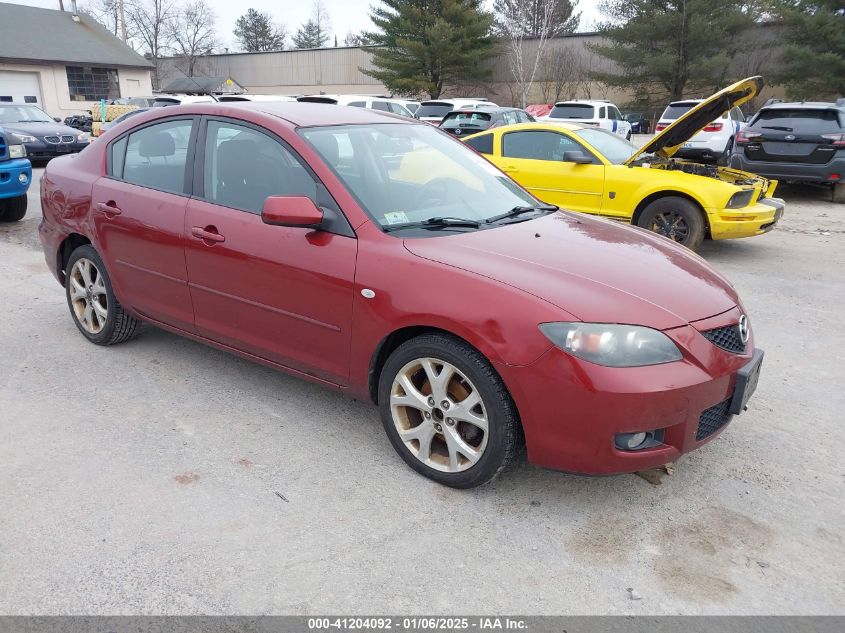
[478, 121, 583, 133]
[761, 101, 845, 111]
[183, 101, 414, 127]
[552, 100, 612, 107]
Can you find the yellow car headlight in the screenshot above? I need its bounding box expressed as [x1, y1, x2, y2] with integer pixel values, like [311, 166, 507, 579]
[727, 189, 755, 209]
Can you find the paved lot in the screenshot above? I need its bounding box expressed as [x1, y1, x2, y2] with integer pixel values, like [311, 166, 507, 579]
[0, 166, 843, 614]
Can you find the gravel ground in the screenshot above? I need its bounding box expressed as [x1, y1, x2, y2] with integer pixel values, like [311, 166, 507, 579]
[0, 166, 843, 615]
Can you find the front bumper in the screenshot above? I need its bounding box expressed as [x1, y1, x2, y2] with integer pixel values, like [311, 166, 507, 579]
[0, 157, 32, 199]
[23, 140, 88, 160]
[495, 308, 758, 475]
[707, 197, 784, 240]
[729, 152, 845, 184]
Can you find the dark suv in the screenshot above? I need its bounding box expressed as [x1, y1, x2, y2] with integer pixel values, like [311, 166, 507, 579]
[730, 100, 845, 202]
[439, 107, 534, 137]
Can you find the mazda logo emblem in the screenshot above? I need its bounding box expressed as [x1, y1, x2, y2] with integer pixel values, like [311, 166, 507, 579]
[738, 315, 750, 344]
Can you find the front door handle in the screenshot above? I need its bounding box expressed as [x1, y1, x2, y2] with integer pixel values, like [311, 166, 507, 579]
[96, 201, 122, 216]
[191, 226, 226, 243]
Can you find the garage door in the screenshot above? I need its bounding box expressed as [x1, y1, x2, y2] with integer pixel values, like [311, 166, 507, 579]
[0, 71, 43, 106]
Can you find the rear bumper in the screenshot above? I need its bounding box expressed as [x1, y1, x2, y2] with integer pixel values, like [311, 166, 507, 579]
[0, 157, 32, 199]
[729, 153, 845, 184]
[495, 316, 756, 475]
[707, 197, 784, 240]
[675, 137, 732, 159]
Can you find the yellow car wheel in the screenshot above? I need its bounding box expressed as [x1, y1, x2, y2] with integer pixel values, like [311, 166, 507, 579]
[637, 197, 706, 251]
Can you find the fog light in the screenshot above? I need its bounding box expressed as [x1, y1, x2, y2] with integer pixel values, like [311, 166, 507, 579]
[18, 173, 28, 184]
[618, 432, 647, 450]
[615, 429, 665, 451]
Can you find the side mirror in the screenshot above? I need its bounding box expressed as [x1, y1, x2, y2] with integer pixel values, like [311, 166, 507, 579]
[53, 117, 62, 123]
[261, 196, 324, 228]
[563, 151, 593, 164]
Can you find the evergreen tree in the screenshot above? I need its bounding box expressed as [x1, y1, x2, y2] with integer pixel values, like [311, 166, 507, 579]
[590, 0, 756, 101]
[364, 0, 496, 98]
[233, 8, 286, 52]
[776, 0, 845, 99]
[292, 0, 332, 49]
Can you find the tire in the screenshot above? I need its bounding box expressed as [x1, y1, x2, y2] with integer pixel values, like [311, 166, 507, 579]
[717, 138, 734, 166]
[636, 196, 706, 251]
[377, 333, 522, 488]
[65, 244, 143, 345]
[833, 182, 845, 204]
[0, 195, 27, 222]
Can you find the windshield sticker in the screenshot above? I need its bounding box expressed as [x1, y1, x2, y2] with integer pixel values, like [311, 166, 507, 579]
[384, 211, 410, 225]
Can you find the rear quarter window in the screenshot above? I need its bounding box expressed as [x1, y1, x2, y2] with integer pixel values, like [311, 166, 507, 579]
[464, 133, 493, 155]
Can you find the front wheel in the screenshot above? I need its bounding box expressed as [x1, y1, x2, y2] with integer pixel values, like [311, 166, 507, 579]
[65, 244, 143, 345]
[378, 333, 522, 488]
[636, 196, 706, 250]
[0, 195, 27, 222]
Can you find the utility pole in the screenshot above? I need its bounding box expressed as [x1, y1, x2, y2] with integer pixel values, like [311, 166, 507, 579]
[119, 0, 128, 43]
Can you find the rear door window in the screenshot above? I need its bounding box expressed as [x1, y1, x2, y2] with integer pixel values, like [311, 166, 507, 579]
[371, 101, 390, 112]
[119, 119, 194, 194]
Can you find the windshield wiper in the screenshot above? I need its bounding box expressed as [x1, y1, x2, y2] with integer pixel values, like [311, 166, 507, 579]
[382, 216, 483, 233]
[485, 204, 558, 224]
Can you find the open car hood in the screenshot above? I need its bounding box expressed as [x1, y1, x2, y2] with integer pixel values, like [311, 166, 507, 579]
[624, 76, 762, 165]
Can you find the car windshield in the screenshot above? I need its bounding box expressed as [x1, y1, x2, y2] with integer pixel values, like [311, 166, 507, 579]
[301, 123, 539, 232]
[548, 104, 594, 119]
[0, 105, 54, 123]
[574, 128, 637, 164]
[416, 103, 454, 119]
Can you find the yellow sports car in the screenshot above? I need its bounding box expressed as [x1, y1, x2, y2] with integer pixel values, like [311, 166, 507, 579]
[462, 77, 784, 250]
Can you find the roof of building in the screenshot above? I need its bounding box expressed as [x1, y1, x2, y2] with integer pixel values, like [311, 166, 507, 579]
[0, 3, 152, 69]
[162, 77, 244, 94]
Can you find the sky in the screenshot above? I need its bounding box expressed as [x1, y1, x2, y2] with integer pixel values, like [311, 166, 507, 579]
[9, 0, 604, 51]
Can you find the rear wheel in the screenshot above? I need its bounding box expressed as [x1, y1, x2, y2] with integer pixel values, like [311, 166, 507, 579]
[0, 195, 27, 222]
[637, 196, 706, 250]
[378, 333, 522, 488]
[65, 245, 143, 345]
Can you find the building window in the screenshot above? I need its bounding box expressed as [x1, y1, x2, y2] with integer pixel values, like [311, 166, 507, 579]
[66, 66, 120, 101]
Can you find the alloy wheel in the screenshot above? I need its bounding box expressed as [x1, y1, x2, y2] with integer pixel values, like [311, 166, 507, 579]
[68, 258, 109, 334]
[390, 357, 488, 473]
[649, 211, 690, 243]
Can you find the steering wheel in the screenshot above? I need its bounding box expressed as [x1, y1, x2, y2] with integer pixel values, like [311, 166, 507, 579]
[413, 177, 470, 208]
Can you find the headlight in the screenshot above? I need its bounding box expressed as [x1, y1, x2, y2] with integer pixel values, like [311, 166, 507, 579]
[8, 144, 26, 159]
[726, 189, 755, 209]
[77, 132, 91, 142]
[539, 322, 683, 367]
[12, 133, 37, 143]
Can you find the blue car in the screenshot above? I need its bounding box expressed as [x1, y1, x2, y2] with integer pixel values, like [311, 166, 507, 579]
[0, 126, 32, 222]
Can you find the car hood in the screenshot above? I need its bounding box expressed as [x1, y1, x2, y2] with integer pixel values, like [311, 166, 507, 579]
[2, 121, 82, 138]
[403, 213, 740, 330]
[625, 76, 762, 165]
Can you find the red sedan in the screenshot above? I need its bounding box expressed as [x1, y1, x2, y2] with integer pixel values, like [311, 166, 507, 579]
[38, 103, 763, 488]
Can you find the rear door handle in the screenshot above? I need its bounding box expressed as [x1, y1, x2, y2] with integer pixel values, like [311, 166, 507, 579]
[191, 226, 225, 243]
[96, 201, 122, 216]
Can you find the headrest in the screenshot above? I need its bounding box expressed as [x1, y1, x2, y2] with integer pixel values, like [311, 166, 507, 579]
[138, 131, 176, 158]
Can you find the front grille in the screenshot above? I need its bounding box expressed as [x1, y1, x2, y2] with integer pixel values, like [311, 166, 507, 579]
[61, 135, 75, 143]
[696, 398, 733, 441]
[702, 324, 746, 354]
[44, 135, 61, 144]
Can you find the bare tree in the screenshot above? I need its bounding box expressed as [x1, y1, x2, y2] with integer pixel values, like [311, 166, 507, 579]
[169, 0, 218, 76]
[126, 0, 177, 89]
[342, 30, 369, 47]
[498, 0, 557, 107]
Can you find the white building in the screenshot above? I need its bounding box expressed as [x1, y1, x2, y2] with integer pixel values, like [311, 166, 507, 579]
[0, 3, 154, 119]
